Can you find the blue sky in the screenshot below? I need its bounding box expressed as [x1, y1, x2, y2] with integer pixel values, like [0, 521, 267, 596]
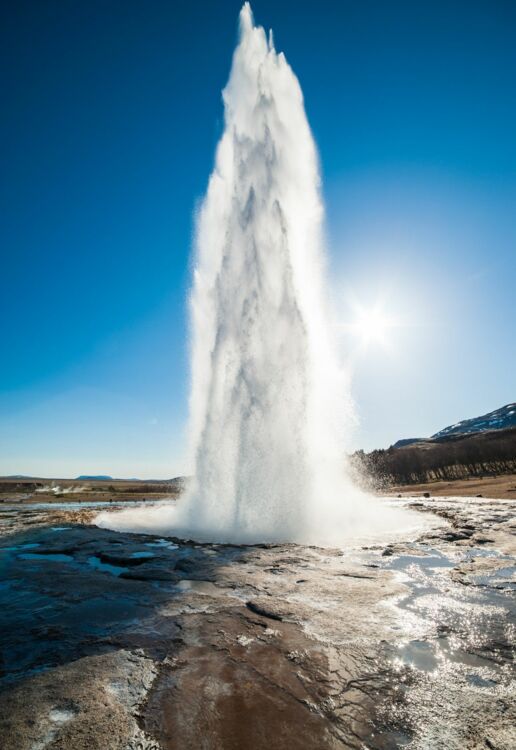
[1, 0, 515, 478]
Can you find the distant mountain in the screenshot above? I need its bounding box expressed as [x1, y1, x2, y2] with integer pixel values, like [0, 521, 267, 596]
[75, 475, 113, 481]
[391, 438, 424, 449]
[432, 403, 516, 439]
[389, 402, 516, 449]
[73, 476, 186, 483]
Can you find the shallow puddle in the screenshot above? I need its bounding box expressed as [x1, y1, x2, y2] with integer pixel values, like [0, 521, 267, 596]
[398, 639, 438, 671]
[385, 543, 514, 687]
[86, 555, 129, 576]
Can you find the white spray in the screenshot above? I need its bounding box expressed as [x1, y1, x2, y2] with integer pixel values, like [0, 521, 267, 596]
[97, 4, 423, 545]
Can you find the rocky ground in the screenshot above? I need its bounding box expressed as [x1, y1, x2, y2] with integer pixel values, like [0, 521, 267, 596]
[0, 495, 514, 750]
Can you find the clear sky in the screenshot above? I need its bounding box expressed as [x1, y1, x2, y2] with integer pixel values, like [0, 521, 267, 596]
[1, 0, 515, 478]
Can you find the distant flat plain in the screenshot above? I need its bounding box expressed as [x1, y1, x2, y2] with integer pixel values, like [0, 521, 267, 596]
[389, 472, 516, 500]
[2, 473, 516, 505]
[0, 477, 181, 504]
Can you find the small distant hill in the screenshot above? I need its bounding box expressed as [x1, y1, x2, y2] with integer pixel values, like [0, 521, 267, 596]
[391, 438, 423, 449]
[75, 475, 113, 481]
[432, 403, 516, 439]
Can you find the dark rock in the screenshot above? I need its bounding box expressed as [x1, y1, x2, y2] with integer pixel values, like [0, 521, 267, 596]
[31, 546, 81, 555]
[442, 531, 471, 542]
[174, 557, 197, 573]
[120, 569, 180, 582]
[98, 551, 151, 567]
[246, 600, 283, 621]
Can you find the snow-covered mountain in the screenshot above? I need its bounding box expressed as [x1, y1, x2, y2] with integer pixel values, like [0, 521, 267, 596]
[432, 403, 516, 439]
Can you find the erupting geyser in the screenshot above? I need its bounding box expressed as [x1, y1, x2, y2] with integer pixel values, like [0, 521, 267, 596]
[97, 4, 423, 545]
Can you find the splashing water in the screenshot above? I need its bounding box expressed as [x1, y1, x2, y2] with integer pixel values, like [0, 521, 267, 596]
[97, 4, 424, 545]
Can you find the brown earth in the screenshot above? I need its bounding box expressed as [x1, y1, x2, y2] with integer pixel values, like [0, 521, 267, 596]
[0, 477, 182, 505]
[387, 472, 516, 500]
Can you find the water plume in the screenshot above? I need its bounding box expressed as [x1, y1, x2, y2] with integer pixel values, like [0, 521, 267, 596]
[97, 4, 424, 545]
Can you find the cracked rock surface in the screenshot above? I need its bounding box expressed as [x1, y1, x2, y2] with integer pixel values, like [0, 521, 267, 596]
[0, 496, 514, 749]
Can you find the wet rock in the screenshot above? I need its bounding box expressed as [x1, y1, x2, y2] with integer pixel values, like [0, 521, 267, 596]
[30, 545, 82, 555]
[142, 607, 399, 750]
[0, 495, 515, 750]
[173, 556, 197, 573]
[99, 551, 152, 567]
[120, 568, 180, 583]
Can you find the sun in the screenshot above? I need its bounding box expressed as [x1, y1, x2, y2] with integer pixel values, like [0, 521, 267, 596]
[346, 305, 395, 345]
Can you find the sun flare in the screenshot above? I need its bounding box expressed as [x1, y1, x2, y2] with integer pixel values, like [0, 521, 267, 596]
[345, 305, 395, 345]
